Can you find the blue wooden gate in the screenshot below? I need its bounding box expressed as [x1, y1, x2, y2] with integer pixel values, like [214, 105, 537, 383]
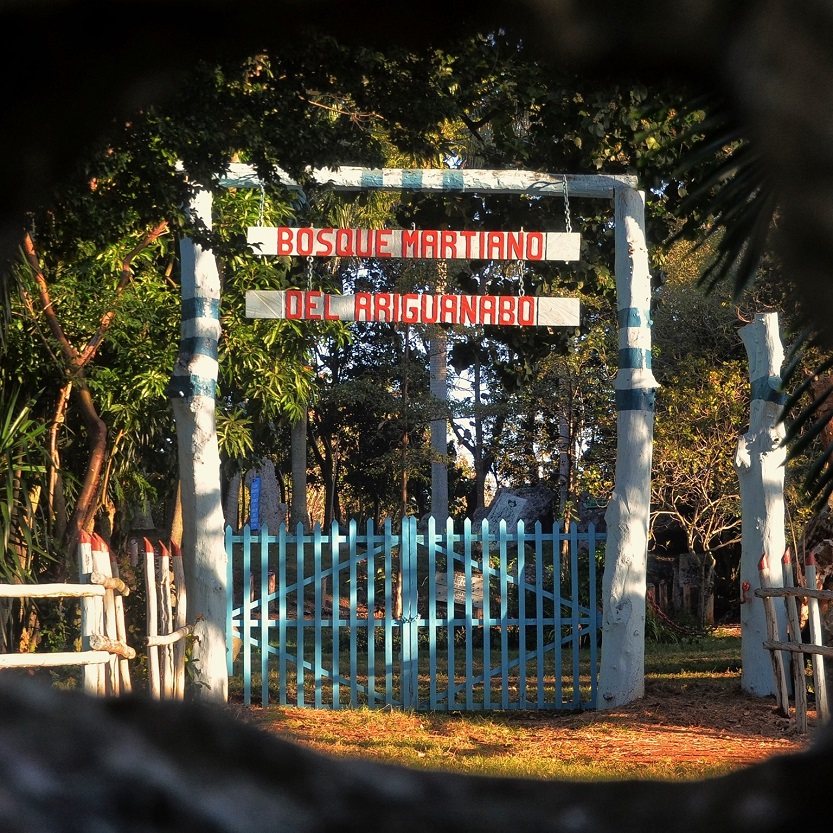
[226, 517, 603, 711]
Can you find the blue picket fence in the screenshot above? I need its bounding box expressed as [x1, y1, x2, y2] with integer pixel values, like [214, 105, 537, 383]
[226, 516, 604, 711]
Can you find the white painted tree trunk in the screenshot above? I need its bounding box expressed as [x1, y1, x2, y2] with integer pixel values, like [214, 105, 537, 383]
[735, 312, 787, 696]
[429, 329, 449, 525]
[598, 186, 657, 708]
[168, 187, 228, 703]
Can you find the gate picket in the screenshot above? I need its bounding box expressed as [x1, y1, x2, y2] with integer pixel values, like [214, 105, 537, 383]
[227, 518, 603, 711]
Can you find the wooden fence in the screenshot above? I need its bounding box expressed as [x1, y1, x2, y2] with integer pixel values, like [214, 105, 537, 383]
[756, 548, 832, 733]
[139, 537, 191, 699]
[0, 533, 191, 699]
[0, 531, 134, 695]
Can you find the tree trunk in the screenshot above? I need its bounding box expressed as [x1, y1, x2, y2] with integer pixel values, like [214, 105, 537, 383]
[599, 186, 657, 708]
[473, 350, 486, 510]
[400, 324, 410, 522]
[429, 327, 449, 525]
[290, 413, 309, 530]
[735, 311, 787, 696]
[167, 187, 227, 704]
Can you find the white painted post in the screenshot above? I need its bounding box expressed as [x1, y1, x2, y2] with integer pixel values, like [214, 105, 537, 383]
[804, 550, 830, 722]
[78, 530, 104, 695]
[598, 185, 657, 708]
[168, 186, 228, 703]
[735, 312, 787, 696]
[171, 541, 188, 700]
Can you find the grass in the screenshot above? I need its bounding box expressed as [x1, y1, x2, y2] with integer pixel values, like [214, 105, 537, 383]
[234, 627, 777, 782]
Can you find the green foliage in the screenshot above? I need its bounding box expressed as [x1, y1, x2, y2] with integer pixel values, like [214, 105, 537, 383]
[2, 23, 771, 562]
[0, 386, 50, 582]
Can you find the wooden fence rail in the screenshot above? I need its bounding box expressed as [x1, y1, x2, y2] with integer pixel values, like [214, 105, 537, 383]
[141, 537, 191, 700]
[0, 530, 134, 695]
[756, 549, 832, 733]
[1, 533, 192, 699]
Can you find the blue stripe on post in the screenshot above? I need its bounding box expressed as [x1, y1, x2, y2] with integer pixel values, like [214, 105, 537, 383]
[618, 347, 652, 369]
[615, 387, 656, 412]
[617, 307, 652, 328]
[182, 296, 220, 319]
[751, 375, 787, 404]
[442, 170, 465, 190]
[361, 170, 384, 188]
[167, 375, 217, 398]
[401, 170, 424, 190]
[182, 336, 218, 361]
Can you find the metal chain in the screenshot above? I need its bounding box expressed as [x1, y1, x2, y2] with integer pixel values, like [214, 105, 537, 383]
[517, 259, 526, 296]
[306, 255, 314, 290]
[517, 226, 526, 295]
[258, 183, 265, 227]
[562, 174, 572, 233]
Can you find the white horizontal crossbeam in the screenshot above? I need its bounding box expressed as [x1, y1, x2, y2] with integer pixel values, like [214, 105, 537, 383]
[218, 163, 636, 199]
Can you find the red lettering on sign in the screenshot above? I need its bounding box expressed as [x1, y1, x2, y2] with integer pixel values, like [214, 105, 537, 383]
[402, 228, 419, 258]
[480, 296, 497, 324]
[440, 294, 458, 323]
[487, 232, 505, 260]
[323, 294, 339, 320]
[296, 228, 314, 256]
[498, 296, 515, 325]
[507, 231, 524, 260]
[304, 291, 323, 320]
[375, 229, 392, 258]
[402, 294, 420, 323]
[460, 230, 476, 259]
[526, 232, 543, 260]
[277, 227, 294, 256]
[422, 230, 439, 259]
[316, 228, 334, 256]
[375, 294, 393, 321]
[285, 290, 303, 319]
[518, 296, 534, 325]
[354, 293, 372, 322]
[421, 294, 439, 323]
[441, 230, 456, 259]
[355, 230, 373, 258]
[335, 229, 354, 257]
[459, 295, 477, 325]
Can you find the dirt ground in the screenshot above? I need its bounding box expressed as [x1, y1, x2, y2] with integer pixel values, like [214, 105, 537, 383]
[231, 626, 823, 776]
[542, 675, 817, 766]
[237, 672, 820, 779]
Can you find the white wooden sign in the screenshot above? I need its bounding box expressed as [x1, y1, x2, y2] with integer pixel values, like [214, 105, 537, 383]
[246, 290, 580, 327]
[247, 226, 581, 262]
